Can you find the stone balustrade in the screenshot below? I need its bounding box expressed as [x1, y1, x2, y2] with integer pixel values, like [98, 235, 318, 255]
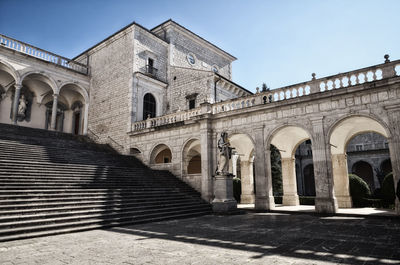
[131, 107, 202, 132]
[0, 34, 88, 75]
[130, 57, 400, 131]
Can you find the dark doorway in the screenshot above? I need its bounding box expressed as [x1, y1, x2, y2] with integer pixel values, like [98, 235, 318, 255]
[74, 112, 80, 135]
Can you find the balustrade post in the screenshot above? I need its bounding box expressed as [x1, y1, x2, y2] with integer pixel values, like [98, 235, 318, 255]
[310, 117, 338, 214]
[309, 73, 320, 94]
[12, 84, 23, 124]
[50, 94, 59, 131]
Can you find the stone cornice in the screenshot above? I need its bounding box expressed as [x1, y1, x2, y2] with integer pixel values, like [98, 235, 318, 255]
[152, 20, 237, 62]
[134, 71, 168, 87]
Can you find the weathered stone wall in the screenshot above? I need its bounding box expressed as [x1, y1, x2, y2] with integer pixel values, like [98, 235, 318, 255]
[87, 28, 134, 152]
[164, 29, 232, 79]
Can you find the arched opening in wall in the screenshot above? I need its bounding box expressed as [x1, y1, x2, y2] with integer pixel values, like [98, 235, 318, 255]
[129, 147, 142, 160]
[182, 139, 201, 191]
[330, 116, 394, 210]
[143, 93, 156, 120]
[20, 73, 56, 130]
[150, 144, 172, 164]
[59, 83, 88, 135]
[270, 126, 314, 208]
[228, 133, 255, 204]
[0, 62, 17, 125]
[293, 140, 316, 203]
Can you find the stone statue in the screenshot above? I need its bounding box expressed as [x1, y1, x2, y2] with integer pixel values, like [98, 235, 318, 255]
[216, 132, 233, 175]
[18, 94, 27, 117]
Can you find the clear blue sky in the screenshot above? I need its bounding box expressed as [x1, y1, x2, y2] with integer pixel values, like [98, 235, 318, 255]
[1, 0, 399, 92]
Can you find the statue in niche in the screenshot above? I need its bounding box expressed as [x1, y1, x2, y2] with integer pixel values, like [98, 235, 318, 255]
[216, 132, 234, 175]
[18, 94, 27, 117]
[10, 87, 33, 122]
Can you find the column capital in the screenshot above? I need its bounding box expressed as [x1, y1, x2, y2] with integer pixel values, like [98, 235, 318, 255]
[309, 116, 325, 125]
[53, 93, 59, 98]
[15, 83, 23, 90]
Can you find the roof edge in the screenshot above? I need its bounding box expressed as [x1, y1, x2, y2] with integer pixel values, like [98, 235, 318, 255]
[151, 19, 237, 61]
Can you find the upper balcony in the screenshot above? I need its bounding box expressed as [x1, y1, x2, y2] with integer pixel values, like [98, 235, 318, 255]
[0, 34, 88, 75]
[129, 56, 400, 134]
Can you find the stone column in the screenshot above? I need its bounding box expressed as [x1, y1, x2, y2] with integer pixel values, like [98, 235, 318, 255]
[254, 126, 275, 210]
[385, 105, 400, 215]
[310, 117, 338, 213]
[12, 84, 23, 124]
[332, 154, 352, 208]
[50, 94, 59, 131]
[199, 103, 213, 202]
[281, 157, 300, 206]
[240, 159, 255, 203]
[83, 103, 89, 135]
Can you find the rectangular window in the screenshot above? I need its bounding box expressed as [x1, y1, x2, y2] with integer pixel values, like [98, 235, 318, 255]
[189, 99, 196, 109]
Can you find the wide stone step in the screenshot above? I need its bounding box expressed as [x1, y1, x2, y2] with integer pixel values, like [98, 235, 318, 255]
[0, 200, 205, 217]
[0, 203, 211, 223]
[0, 193, 198, 205]
[0, 206, 212, 231]
[0, 197, 203, 211]
[0, 210, 211, 242]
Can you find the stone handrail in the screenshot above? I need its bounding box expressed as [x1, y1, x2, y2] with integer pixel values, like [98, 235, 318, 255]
[0, 34, 88, 75]
[130, 57, 400, 131]
[131, 107, 202, 132]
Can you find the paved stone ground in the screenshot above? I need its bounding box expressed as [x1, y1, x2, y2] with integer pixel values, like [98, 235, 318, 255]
[1, 212, 399, 265]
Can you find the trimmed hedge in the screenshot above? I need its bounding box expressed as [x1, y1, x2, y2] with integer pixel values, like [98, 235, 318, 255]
[233, 177, 241, 203]
[349, 174, 371, 207]
[381, 172, 395, 207]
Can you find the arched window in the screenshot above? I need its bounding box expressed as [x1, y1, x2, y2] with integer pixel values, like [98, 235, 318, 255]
[143, 93, 156, 120]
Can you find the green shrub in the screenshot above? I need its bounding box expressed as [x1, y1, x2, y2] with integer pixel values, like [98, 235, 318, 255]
[232, 177, 241, 203]
[349, 174, 371, 207]
[381, 172, 395, 207]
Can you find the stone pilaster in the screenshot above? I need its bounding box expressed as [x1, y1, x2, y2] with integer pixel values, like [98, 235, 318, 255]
[240, 159, 255, 204]
[385, 105, 400, 215]
[199, 102, 213, 202]
[332, 154, 352, 208]
[310, 117, 338, 213]
[254, 126, 275, 210]
[281, 157, 300, 206]
[12, 84, 22, 124]
[50, 94, 59, 130]
[83, 103, 89, 135]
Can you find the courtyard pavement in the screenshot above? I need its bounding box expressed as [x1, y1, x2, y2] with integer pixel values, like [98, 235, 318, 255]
[0, 212, 399, 265]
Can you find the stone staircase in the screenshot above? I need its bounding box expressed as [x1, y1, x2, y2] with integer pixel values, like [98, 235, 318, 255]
[0, 124, 212, 242]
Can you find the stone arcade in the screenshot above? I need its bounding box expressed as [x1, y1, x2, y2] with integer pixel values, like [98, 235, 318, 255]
[1, 19, 399, 214]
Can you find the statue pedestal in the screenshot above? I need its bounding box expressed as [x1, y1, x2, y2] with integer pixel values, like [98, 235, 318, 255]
[212, 173, 237, 213]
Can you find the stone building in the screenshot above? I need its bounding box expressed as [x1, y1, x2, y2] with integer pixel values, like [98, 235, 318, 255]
[1, 19, 400, 215]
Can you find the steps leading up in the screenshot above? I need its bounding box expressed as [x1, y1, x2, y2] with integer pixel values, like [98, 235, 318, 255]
[0, 123, 212, 241]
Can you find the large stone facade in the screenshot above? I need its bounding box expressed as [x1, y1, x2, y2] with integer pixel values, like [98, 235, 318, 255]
[1, 19, 400, 215]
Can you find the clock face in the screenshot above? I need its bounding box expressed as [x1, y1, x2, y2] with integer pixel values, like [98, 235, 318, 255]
[187, 54, 195, 65]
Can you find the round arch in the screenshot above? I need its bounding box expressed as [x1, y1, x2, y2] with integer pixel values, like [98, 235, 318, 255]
[0, 60, 20, 88]
[329, 115, 390, 155]
[149, 143, 172, 164]
[181, 138, 201, 175]
[20, 71, 58, 94]
[329, 115, 391, 208]
[267, 125, 313, 206]
[267, 125, 313, 159]
[59, 82, 89, 104]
